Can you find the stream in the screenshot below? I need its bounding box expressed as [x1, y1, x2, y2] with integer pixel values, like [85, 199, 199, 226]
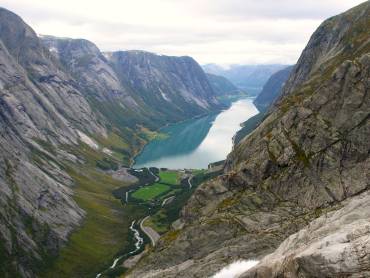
[96, 220, 144, 277]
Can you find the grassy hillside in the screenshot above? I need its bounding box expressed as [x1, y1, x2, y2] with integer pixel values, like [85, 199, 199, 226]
[39, 142, 146, 277]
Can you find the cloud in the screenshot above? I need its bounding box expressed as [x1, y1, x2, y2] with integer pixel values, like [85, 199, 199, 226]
[0, 0, 365, 65]
[191, 0, 365, 20]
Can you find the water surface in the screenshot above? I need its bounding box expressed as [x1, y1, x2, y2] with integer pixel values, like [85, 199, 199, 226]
[134, 98, 258, 169]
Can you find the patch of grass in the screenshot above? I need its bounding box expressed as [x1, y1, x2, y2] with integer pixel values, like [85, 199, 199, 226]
[139, 126, 169, 141]
[131, 183, 170, 201]
[158, 189, 182, 201]
[95, 132, 132, 165]
[159, 171, 179, 185]
[147, 170, 221, 234]
[145, 210, 170, 234]
[217, 197, 238, 210]
[162, 230, 180, 243]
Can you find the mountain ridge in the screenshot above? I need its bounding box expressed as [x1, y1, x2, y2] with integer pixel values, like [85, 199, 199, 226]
[203, 63, 288, 95]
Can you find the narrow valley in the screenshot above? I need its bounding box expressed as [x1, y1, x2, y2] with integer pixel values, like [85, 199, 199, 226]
[0, 1, 369, 278]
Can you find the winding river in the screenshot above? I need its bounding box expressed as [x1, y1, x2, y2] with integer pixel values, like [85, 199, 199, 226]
[134, 98, 259, 169]
[96, 220, 144, 277]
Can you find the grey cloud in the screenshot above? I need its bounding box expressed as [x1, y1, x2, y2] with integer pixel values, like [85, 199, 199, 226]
[0, 0, 364, 64]
[184, 0, 364, 20]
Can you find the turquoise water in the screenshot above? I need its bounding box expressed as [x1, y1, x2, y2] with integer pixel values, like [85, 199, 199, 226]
[134, 98, 259, 169]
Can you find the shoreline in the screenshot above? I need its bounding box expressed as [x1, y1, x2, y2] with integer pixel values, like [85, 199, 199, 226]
[129, 108, 223, 168]
[131, 95, 253, 168]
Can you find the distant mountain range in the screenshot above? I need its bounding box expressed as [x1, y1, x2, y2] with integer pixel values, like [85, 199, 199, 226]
[202, 63, 288, 95]
[234, 65, 293, 144]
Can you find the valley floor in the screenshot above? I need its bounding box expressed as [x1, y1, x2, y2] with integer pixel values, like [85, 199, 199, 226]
[42, 163, 220, 278]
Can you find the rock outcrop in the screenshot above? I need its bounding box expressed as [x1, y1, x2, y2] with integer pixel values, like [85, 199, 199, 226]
[242, 190, 370, 277]
[128, 2, 370, 277]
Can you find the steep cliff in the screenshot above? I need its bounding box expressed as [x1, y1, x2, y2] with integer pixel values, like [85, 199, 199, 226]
[128, 2, 370, 277]
[107, 50, 221, 121]
[0, 7, 106, 277]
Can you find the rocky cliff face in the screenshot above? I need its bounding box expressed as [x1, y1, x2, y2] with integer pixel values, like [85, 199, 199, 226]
[242, 190, 370, 277]
[253, 65, 293, 112]
[0, 7, 222, 277]
[0, 8, 106, 277]
[128, 2, 370, 277]
[108, 50, 221, 121]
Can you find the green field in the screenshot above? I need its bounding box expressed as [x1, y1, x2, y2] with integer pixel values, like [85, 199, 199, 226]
[159, 171, 179, 184]
[132, 183, 170, 201]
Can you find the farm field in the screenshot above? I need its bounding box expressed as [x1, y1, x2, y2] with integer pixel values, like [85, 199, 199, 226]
[131, 183, 170, 201]
[159, 170, 180, 184]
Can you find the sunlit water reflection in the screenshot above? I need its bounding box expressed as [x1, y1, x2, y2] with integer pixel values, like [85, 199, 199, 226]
[134, 98, 259, 169]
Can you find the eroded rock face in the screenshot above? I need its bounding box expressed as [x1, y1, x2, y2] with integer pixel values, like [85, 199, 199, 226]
[242, 190, 370, 278]
[108, 50, 221, 118]
[0, 7, 104, 277]
[128, 2, 370, 277]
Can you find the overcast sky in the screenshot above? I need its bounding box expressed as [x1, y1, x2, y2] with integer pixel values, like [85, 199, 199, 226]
[1, 0, 365, 65]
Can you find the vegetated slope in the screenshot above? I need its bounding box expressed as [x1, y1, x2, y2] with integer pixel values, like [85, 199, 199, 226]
[203, 63, 287, 95]
[205, 73, 239, 95]
[234, 65, 293, 144]
[128, 2, 370, 277]
[0, 7, 222, 277]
